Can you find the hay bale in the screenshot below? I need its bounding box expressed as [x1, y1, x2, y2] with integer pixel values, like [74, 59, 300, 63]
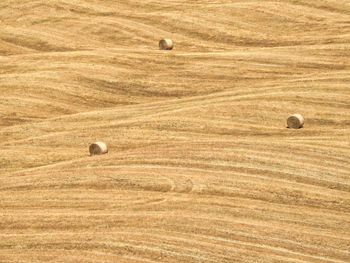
[287, 114, 304, 129]
[159, 39, 173, 50]
[89, 142, 108, 156]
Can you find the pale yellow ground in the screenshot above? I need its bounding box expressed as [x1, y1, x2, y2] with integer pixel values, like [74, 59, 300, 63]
[0, 0, 350, 262]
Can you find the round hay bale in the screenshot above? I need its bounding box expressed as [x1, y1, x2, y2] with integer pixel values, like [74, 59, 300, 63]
[287, 114, 304, 129]
[159, 39, 173, 50]
[89, 142, 108, 156]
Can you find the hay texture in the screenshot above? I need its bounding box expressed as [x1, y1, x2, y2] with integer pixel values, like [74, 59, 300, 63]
[287, 114, 304, 129]
[159, 39, 173, 50]
[89, 142, 108, 156]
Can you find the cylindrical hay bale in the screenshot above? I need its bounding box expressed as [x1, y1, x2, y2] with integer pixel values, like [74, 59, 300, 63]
[287, 114, 304, 129]
[89, 142, 108, 156]
[159, 39, 173, 50]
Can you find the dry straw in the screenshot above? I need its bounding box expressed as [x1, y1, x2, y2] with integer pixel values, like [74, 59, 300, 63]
[159, 39, 173, 50]
[89, 142, 108, 156]
[287, 114, 304, 129]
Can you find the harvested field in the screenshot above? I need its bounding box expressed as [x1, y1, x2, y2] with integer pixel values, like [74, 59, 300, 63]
[1, 0, 350, 262]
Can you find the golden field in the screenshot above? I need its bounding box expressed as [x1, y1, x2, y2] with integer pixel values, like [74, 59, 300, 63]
[1, 0, 350, 262]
